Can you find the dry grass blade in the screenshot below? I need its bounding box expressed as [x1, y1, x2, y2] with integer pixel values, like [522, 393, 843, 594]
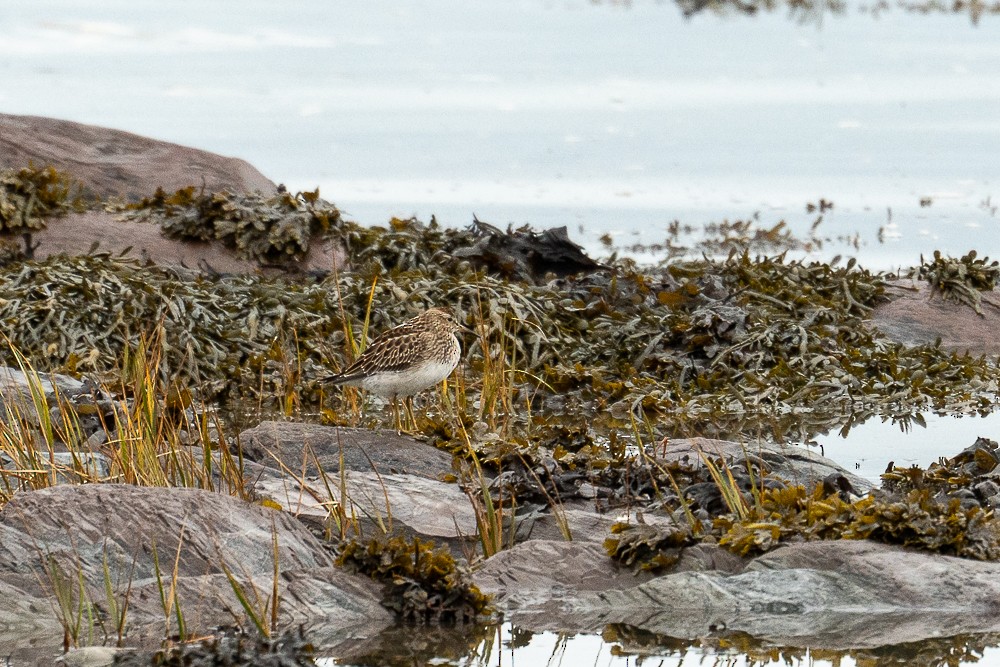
[697, 447, 752, 520]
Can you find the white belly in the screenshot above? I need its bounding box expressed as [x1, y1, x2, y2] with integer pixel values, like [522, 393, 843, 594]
[359, 360, 457, 398]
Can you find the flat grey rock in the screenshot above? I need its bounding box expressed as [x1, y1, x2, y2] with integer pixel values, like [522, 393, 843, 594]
[478, 538, 1000, 649]
[241, 421, 457, 479]
[257, 470, 479, 540]
[0, 484, 388, 647]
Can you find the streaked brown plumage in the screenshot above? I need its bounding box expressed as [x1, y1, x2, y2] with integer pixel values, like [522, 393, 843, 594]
[323, 307, 463, 401]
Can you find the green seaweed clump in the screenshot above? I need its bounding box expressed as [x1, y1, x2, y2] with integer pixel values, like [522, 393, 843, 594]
[123, 186, 342, 265]
[0, 164, 82, 232]
[916, 249, 1000, 315]
[714, 483, 1000, 560]
[604, 521, 696, 572]
[336, 536, 493, 623]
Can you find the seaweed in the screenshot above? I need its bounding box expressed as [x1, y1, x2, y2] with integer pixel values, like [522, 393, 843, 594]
[0, 164, 84, 265]
[335, 535, 492, 623]
[0, 225, 994, 452]
[915, 250, 1000, 315]
[121, 186, 342, 265]
[712, 482, 1000, 559]
[0, 164, 83, 233]
[603, 521, 696, 572]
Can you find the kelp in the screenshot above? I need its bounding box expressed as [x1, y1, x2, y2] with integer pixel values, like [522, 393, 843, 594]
[915, 249, 1000, 315]
[335, 536, 492, 623]
[605, 458, 1000, 569]
[0, 230, 996, 450]
[121, 186, 342, 265]
[603, 521, 696, 572]
[0, 191, 994, 466]
[671, 0, 1000, 24]
[0, 164, 83, 233]
[713, 483, 1000, 560]
[882, 437, 1000, 504]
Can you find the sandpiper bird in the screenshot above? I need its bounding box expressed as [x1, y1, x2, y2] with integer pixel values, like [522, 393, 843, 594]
[322, 307, 463, 430]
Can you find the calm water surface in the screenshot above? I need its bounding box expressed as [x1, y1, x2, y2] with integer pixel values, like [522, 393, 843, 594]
[1, 0, 998, 267]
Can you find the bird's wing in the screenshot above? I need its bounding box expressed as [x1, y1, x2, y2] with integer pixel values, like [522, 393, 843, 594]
[329, 324, 432, 382]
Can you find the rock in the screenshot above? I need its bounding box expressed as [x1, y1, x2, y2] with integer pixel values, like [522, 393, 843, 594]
[870, 279, 1000, 356]
[0, 450, 110, 483]
[0, 364, 92, 405]
[474, 541, 653, 612]
[511, 504, 614, 543]
[655, 437, 873, 494]
[0, 364, 114, 443]
[0, 113, 276, 199]
[0, 484, 389, 645]
[474, 539, 744, 616]
[0, 115, 346, 273]
[478, 539, 1000, 649]
[256, 470, 479, 543]
[57, 646, 131, 667]
[27, 210, 344, 274]
[240, 421, 457, 479]
[2, 415, 996, 656]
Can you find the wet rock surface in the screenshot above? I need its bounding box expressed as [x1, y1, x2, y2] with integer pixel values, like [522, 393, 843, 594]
[241, 420, 457, 478]
[518, 540, 1000, 648]
[29, 210, 343, 274]
[658, 437, 873, 495]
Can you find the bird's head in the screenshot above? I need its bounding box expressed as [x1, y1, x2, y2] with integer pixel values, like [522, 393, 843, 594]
[422, 307, 470, 334]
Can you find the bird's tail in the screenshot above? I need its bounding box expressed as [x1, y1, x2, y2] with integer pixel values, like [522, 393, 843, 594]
[318, 373, 357, 386]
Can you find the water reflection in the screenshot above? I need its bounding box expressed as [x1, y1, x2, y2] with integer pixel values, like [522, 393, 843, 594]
[667, 0, 1000, 23]
[676, 0, 846, 19]
[813, 410, 1000, 485]
[319, 622, 1000, 666]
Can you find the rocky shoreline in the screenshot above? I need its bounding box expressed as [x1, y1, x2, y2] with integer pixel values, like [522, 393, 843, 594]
[3, 397, 1000, 664]
[1, 114, 999, 665]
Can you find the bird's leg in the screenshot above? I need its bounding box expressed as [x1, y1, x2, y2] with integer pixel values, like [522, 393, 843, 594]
[404, 396, 417, 432]
[391, 395, 402, 434]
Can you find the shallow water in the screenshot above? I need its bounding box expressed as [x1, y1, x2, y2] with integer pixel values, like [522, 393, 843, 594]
[314, 621, 1000, 666]
[2, 1, 998, 268]
[814, 410, 1000, 485]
